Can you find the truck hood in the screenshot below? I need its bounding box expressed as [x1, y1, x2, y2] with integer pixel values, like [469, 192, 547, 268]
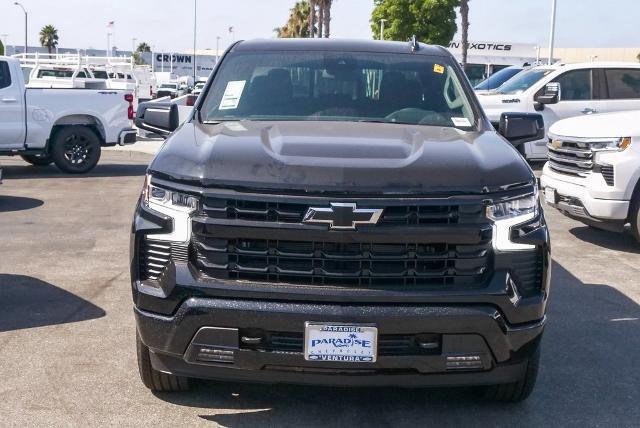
[549, 110, 640, 139]
[477, 92, 525, 121]
[149, 120, 533, 195]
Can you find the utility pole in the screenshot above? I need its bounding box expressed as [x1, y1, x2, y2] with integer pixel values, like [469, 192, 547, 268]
[13, 2, 27, 54]
[379, 19, 387, 40]
[193, 0, 197, 83]
[107, 32, 112, 59]
[548, 0, 557, 65]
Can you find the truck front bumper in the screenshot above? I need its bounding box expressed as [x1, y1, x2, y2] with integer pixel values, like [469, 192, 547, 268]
[135, 297, 544, 387]
[540, 164, 629, 228]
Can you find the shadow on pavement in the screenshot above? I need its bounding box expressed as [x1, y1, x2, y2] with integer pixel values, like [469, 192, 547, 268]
[152, 261, 639, 427]
[0, 274, 106, 332]
[0, 195, 44, 213]
[569, 225, 639, 254]
[0, 163, 148, 180]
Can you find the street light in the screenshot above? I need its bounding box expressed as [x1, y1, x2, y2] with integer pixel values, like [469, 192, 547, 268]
[379, 19, 387, 41]
[548, 0, 557, 65]
[13, 2, 27, 55]
[193, 0, 197, 83]
[216, 36, 221, 63]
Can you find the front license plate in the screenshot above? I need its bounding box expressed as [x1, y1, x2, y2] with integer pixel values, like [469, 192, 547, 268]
[544, 187, 557, 204]
[304, 322, 378, 363]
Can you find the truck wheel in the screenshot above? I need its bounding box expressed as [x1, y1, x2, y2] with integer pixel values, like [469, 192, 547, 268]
[51, 126, 102, 174]
[136, 333, 191, 392]
[20, 154, 53, 166]
[482, 343, 541, 402]
[630, 193, 640, 243]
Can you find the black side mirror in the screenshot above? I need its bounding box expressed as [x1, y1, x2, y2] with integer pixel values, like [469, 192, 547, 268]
[135, 102, 179, 137]
[499, 112, 545, 147]
[536, 82, 560, 105]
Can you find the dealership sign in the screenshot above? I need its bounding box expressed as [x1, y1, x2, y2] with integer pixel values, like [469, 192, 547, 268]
[140, 52, 218, 78]
[447, 41, 537, 58]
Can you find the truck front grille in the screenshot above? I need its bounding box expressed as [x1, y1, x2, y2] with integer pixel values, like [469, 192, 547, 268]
[547, 139, 594, 177]
[193, 237, 491, 289]
[139, 238, 189, 281]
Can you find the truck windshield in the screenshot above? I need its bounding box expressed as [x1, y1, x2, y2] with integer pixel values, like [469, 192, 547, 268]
[494, 68, 554, 95]
[474, 67, 522, 91]
[201, 51, 476, 128]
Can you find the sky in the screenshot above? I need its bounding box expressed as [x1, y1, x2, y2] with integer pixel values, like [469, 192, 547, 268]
[0, 0, 638, 53]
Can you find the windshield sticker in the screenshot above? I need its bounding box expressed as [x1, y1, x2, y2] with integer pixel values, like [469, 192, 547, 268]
[219, 80, 246, 110]
[452, 117, 472, 127]
[433, 64, 445, 74]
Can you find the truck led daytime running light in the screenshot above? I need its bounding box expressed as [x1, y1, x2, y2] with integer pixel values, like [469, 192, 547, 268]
[487, 190, 538, 251]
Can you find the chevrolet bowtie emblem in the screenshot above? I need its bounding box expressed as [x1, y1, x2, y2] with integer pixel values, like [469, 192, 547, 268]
[302, 203, 384, 230]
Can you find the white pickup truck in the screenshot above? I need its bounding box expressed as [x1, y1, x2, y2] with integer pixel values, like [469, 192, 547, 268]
[0, 56, 137, 173]
[540, 110, 640, 242]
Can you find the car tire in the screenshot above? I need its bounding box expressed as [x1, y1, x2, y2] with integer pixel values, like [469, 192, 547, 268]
[630, 192, 640, 243]
[136, 333, 191, 392]
[20, 154, 53, 166]
[50, 126, 102, 174]
[482, 343, 541, 402]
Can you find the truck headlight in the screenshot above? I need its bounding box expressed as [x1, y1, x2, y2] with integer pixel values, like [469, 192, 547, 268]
[487, 190, 538, 251]
[589, 137, 631, 152]
[142, 174, 199, 242]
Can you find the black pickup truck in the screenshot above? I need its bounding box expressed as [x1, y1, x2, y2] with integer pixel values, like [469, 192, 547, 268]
[132, 39, 550, 402]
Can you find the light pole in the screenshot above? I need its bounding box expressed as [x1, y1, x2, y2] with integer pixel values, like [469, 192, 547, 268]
[107, 32, 112, 59]
[131, 38, 137, 56]
[13, 2, 27, 54]
[379, 19, 387, 41]
[216, 36, 221, 63]
[548, 0, 557, 65]
[151, 45, 155, 72]
[193, 0, 197, 83]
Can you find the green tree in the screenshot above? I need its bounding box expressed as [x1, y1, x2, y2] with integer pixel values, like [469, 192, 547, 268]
[460, 0, 469, 69]
[136, 42, 151, 53]
[133, 41, 151, 65]
[0, 39, 4, 56]
[275, 1, 311, 38]
[371, 0, 459, 45]
[39, 25, 59, 54]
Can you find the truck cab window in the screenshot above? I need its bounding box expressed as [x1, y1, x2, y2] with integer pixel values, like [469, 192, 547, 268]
[554, 69, 592, 101]
[0, 61, 11, 89]
[604, 69, 640, 99]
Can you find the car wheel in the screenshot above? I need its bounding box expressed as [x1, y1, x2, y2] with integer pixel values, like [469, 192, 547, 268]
[482, 343, 541, 402]
[51, 126, 102, 174]
[136, 332, 191, 392]
[20, 154, 53, 166]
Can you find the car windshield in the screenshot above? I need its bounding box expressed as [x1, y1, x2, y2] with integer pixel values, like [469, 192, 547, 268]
[494, 68, 554, 94]
[474, 67, 522, 91]
[201, 51, 476, 128]
[160, 83, 177, 89]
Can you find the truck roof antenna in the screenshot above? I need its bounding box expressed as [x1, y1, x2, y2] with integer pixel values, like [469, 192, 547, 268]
[410, 35, 420, 52]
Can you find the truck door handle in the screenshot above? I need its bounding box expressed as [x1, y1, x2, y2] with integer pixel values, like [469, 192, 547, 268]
[1, 97, 17, 103]
[581, 108, 596, 114]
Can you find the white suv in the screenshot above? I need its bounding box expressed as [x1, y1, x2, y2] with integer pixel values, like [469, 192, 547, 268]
[479, 63, 640, 161]
[540, 110, 640, 241]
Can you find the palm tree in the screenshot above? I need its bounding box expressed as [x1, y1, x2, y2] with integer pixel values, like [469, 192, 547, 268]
[39, 25, 59, 54]
[309, 0, 317, 37]
[322, 0, 333, 38]
[275, 1, 311, 38]
[136, 42, 151, 53]
[460, 0, 470, 70]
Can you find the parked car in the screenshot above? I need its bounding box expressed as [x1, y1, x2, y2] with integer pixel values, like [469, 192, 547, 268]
[132, 39, 550, 401]
[474, 65, 526, 94]
[192, 80, 206, 96]
[479, 62, 640, 161]
[540, 110, 640, 241]
[156, 82, 183, 99]
[0, 56, 136, 173]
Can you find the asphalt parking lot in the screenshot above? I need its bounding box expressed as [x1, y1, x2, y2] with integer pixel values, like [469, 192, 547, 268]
[1, 151, 639, 427]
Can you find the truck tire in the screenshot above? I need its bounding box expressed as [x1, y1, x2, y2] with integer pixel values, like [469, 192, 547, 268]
[20, 154, 53, 166]
[136, 333, 191, 392]
[630, 193, 640, 243]
[482, 343, 541, 402]
[50, 126, 102, 174]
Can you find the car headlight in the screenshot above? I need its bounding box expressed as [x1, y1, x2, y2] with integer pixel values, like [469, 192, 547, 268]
[142, 174, 199, 242]
[487, 190, 538, 251]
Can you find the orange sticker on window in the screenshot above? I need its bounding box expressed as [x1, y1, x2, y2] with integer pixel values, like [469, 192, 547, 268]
[433, 64, 444, 74]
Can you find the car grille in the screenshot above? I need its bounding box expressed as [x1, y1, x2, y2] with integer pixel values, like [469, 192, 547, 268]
[191, 197, 492, 290]
[547, 139, 594, 177]
[241, 331, 441, 356]
[200, 197, 484, 226]
[139, 238, 188, 281]
[601, 165, 614, 186]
